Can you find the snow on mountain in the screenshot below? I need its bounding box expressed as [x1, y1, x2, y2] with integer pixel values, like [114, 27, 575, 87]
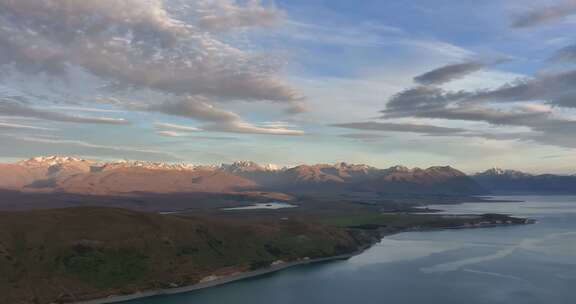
[0, 156, 488, 195]
[221, 161, 283, 173]
[475, 168, 533, 178]
[18, 156, 92, 167]
[95, 160, 201, 172]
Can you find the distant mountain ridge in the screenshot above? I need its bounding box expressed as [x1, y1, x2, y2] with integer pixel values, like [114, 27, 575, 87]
[0, 156, 486, 195]
[473, 168, 576, 194]
[476, 168, 533, 179]
[0, 156, 257, 195]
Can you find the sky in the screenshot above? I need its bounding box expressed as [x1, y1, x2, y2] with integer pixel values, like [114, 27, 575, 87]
[1, 0, 576, 173]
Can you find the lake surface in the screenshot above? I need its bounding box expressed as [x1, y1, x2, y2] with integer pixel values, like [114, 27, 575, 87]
[126, 196, 576, 304]
[221, 202, 298, 211]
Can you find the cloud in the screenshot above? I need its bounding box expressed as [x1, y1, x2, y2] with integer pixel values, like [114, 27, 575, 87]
[414, 61, 490, 86]
[469, 70, 576, 108]
[398, 40, 475, 60]
[151, 97, 305, 136]
[156, 130, 189, 137]
[0, 0, 182, 75]
[154, 122, 201, 132]
[280, 18, 474, 64]
[339, 133, 389, 142]
[512, 1, 576, 28]
[386, 104, 556, 127]
[386, 101, 576, 148]
[0, 0, 301, 103]
[154, 122, 201, 137]
[196, 0, 284, 32]
[379, 63, 576, 150]
[202, 120, 305, 135]
[386, 68, 576, 112]
[385, 86, 470, 113]
[0, 134, 180, 161]
[258, 121, 298, 129]
[332, 122, 467, 136]
[280, 20, 404, 48]
[333, 118, 576, 150]
[48, 106, 125, 113]
[155, 130, 238, 141]
[0, 100, 130, 125]
[550, 43, 576, 62]
[0, 31, 67, 76]
[0, 122, 53, 131]
[284, 102, 309, 115]
[151, 97, 241, 123]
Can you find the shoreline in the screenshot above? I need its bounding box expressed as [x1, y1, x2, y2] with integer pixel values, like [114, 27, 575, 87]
[75, 248, 370, 304]
[75, 221, 533, 304]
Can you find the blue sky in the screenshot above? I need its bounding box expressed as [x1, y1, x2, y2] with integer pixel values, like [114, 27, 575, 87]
[1, 0, 576, 173]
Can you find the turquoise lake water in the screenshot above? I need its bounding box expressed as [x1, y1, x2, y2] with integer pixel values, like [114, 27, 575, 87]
[125, 196, 576, 304]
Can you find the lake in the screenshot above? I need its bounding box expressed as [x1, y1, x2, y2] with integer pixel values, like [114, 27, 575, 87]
[125, 196, 576, 304]
[221, 202, 298, 211]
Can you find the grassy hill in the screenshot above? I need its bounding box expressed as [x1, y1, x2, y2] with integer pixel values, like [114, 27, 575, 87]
[0, 207, 371, 304]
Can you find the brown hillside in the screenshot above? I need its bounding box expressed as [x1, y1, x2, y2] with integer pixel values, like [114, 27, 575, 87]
[56, 168, 258, 195]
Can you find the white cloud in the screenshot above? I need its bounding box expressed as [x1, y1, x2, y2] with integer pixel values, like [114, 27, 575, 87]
[0, 0, 300, 103]
[156, 130, 188, 137]
[0, 100, 130, 125]
[203, 120, 305, 135]
[0, 122, 53, 131]
[195, 0, 284, 32]
[151, 97, 305, 135]
[154, 122, 201, 132]
[48, 106, 125, 113]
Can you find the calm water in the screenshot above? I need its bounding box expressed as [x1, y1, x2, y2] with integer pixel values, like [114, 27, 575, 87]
[221, 202, 298, 211]
[126, 196, 576, 304]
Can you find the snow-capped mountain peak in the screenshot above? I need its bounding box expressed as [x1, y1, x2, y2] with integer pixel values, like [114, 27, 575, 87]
[18, 156, 91, 166]
[96, 160, 199, 172]
[221, 161, 282, 172]
[477, 168, 532, 177]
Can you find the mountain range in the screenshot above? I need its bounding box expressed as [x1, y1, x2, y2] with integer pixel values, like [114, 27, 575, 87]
[0, 156, 485, 196]
[473, 168, 576, 194]
[1, 156, 574, 196]
[0, 156, 256, 195]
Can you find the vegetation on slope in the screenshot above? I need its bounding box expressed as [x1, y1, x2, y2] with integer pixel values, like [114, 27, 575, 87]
[0, 203, 529, 304]
[0, 207, 371, 304]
